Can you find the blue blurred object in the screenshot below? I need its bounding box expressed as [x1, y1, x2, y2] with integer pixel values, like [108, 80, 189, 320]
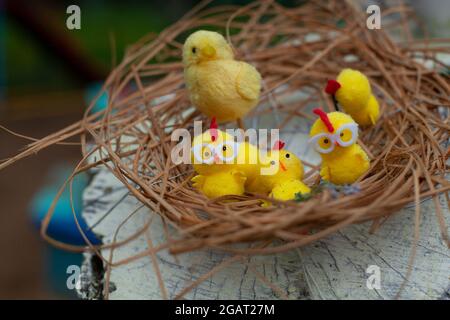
[84, 82, 109, 114]
[30, 166, 101, 298]
[44, 246, 83, 298]
[29, 83, 108, 297]
[30, 166, 101, 245]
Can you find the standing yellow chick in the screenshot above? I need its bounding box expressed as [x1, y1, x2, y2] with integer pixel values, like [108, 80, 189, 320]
[247, 140, 310, 202]
[191, 118, 258, 198]
[309, 108, 370, 185]
[183, 30, 262, 123]
[325, 68, 380, 126]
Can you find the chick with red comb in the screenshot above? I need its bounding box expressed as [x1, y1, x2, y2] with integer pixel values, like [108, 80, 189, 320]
[309, 108, 370, 185]
[191, 118, 310, 202]
[325, 69, 380, 126]
[246, 139, 310, 204]
[191, 116, 247, 198]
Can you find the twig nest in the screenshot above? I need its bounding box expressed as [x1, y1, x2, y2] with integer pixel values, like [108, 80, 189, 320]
[40, 1, 450, 254]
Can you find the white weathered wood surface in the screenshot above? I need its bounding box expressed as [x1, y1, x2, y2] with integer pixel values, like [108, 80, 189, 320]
[80, 165, 449, 300]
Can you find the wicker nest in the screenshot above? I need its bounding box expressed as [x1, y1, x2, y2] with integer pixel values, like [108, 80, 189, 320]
[2, 0, 449, 258]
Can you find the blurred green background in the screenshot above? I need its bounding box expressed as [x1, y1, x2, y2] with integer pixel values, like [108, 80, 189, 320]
[3, 0, 303, 119]
[4, 0, 299, 95]
[5, 1, 184, 93]
[3, 0, 449, 102]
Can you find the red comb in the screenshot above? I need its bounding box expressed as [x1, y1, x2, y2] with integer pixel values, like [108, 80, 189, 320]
[209, 117, 218, 142]
[325, 79, 341, 95]
[273, 140, 285, 150]
[313, 108, 334, 132]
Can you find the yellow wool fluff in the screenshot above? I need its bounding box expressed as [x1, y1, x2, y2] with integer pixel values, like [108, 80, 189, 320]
[183, 30, 261, 122]
[310, 111, 370, 185]
[191, 128, 259, 198]
[332, 68, 380, 126]
[246, 149, 310, 202]
[191, 128, 310, 201]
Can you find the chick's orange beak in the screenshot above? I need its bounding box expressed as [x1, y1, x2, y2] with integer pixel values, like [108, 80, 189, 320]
[202, 44, 216, 58]
[279, 161, 287, 171]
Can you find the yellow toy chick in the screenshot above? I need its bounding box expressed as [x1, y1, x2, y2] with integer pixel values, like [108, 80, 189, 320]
[325, 68, 380, 126]
[191, 118, 258, 198]
[190, 119, 309, 201]
[309, 108, 370, 185]
[183, 30, 262, 123]
[247, 140, 310, 202]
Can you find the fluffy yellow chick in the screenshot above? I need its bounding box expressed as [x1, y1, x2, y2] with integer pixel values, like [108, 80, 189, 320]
[191, 171, 246, 199]
[270, 179, 311, 201]
[191, 118, 258, 198]
[309, 109, 370, 185]
[183, 30, 262, 123]
[247, 141, 311, 202]
[325, 68, 380, 126]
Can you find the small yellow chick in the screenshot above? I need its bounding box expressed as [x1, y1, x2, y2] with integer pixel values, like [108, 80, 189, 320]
[183, 30, 262, 123]
[191, 170, 246, 199]
[247, 140, 311, 202]
[190, 118, 257, 198]
[309, 108, 370, 185]
[270, 179, 311, 201]
[325, 68, 380, 126]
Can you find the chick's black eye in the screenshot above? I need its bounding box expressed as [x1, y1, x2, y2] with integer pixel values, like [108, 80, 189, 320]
[270, 160, 276, 165]
[192, 47, 197, 54]
[324, 139, 329, 144]
[340, 133, 344, 137]
[285, 153, 290, 158]
[222, 146, 227, 151]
